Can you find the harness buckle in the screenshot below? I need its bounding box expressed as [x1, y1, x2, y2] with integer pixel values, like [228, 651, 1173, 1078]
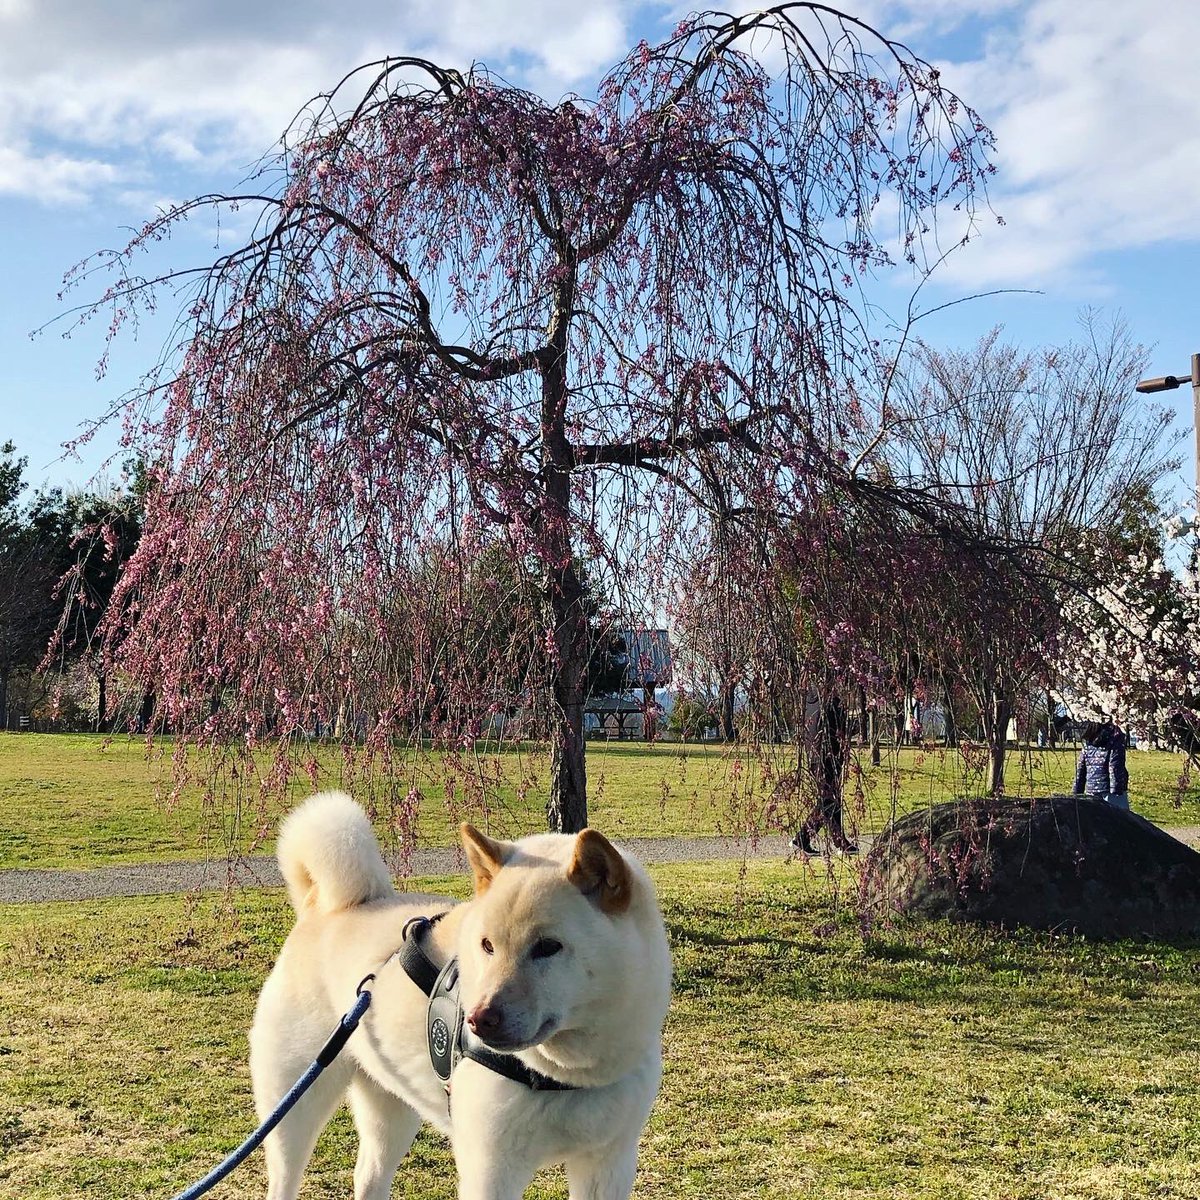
[427, 958, 465, 1084]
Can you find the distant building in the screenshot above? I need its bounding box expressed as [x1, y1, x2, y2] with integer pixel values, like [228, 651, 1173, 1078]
[584, 627, 672, 739]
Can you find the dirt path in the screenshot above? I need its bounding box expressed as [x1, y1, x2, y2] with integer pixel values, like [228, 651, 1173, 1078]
[6, 826, 1200, 904]
[0, 833, 797, 904]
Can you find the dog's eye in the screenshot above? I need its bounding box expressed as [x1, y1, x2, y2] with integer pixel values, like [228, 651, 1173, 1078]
[531, 938, 563, 960]
[481, 937, 494, 955]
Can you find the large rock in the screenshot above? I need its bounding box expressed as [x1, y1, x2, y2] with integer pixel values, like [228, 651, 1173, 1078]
[863, 795, 1200, 939]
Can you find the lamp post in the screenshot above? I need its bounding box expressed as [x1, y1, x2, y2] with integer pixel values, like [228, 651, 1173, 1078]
[1136, 352, 1200, 537]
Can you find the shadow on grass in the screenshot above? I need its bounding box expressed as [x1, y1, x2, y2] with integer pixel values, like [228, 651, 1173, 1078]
[668, 904, 1200, 1010]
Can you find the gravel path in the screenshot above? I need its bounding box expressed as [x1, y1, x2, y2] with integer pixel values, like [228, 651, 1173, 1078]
[6, 826, 1199, 905]
[0, 834, 795, 904]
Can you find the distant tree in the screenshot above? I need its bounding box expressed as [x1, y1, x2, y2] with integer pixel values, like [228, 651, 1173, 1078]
[671, 523, 769, 742]
[669, 491, 952, 850]
[888, 315, 1177, 791]
[1057, 529, 1200, 751]
[586, 628, 631, 700]
[0, 442, 42, 726]
[0, 449, 73, 727]
[49, 470, 145, 731]
[0, 450, 145, 731]
[69, 5, 996, 831]
[0, 442, 22, 537]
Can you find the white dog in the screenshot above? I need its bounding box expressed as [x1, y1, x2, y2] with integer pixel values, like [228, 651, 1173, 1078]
[249, 791, 672, 1200]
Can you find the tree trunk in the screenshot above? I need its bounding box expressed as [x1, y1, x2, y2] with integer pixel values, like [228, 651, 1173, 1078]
[941, 673, 959, 748]
[987, 695, 1012, 795]
[544, 555, 589, 832]
[541, 257, 589, 834]
[547, 691, 588, 833]
[816, 694, 848, 809]
[719, 676, 737, 741]
[802, 689, 852, 847]
[96, 670, 108, 734]
[0, 664, 8, 730]
[543, 581, 590, 834]
[770, 692, 788, 744]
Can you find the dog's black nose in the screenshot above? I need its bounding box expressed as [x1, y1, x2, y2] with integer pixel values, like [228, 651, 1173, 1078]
[467, 1003, 503, 1038]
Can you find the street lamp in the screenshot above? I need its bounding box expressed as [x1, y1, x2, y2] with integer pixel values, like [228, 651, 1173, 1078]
[1136, 352, 1200, 533]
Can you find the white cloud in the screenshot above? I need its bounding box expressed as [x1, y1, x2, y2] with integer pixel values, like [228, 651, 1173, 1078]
[6, 0, 1198, 299]
[0, 142, 118, 204]
[0, 0, 633, 206]
[922, 0, 1200, 292]
[651, 0, 1194, 299]
[681, 0, 1200, 301]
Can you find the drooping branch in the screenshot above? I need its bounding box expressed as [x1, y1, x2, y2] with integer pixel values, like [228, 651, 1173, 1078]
[57, 5, 1002, 833]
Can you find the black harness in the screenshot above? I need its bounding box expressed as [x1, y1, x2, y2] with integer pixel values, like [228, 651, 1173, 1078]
[398, 915, 576, 1095]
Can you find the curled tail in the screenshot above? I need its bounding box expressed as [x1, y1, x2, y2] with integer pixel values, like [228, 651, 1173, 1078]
[276, 791, 395, 914]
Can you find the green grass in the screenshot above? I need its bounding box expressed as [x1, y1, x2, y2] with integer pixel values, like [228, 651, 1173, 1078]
[0, 734, 746, 869]
[2, 733, 1198, 870]
[2, 862, 1200, 1198]
[0, 734, 207, 869]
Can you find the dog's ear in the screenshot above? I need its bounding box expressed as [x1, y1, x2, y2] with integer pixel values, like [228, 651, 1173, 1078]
[460, 824, 508, 895]
[567, 829, 632, 914]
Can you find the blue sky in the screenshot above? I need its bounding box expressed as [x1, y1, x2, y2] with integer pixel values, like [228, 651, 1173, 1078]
[4, 0, 1200, 514]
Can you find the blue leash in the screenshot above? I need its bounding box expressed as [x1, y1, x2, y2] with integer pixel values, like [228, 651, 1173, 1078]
[170, 980, 375, 1200]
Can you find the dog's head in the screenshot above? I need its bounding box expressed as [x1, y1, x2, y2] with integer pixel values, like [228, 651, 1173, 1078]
[454, 823, 633, 1053]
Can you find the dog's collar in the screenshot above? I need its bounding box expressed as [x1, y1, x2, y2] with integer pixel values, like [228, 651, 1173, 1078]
[398, 915, 577, 1095]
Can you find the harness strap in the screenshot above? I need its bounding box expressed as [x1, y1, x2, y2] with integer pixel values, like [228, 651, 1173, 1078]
[459, 1032, 576, 1091]
[399, 914, 446, 993]
[399, 914, 576, 1094]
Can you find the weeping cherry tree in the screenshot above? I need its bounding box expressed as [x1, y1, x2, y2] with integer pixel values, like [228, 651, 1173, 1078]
[69, 5, 996, 832]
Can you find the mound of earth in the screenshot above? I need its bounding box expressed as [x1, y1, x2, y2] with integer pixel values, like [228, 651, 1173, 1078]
[863, 795, 1200, 939]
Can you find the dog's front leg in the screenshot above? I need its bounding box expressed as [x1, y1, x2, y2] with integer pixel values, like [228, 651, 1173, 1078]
[453, 1154, 538, 1200]
[450, 1082, 539, 1200]
[564, 1142, 639, 1200]
[349, 1074, 423, 1200]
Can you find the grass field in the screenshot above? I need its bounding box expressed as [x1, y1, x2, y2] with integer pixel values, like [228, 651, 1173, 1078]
[2, 861, 1199, 1199]
[1, 732, 1197, 871]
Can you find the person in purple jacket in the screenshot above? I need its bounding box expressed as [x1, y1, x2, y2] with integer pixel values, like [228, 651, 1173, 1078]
[1073, 720, 1130, 810]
